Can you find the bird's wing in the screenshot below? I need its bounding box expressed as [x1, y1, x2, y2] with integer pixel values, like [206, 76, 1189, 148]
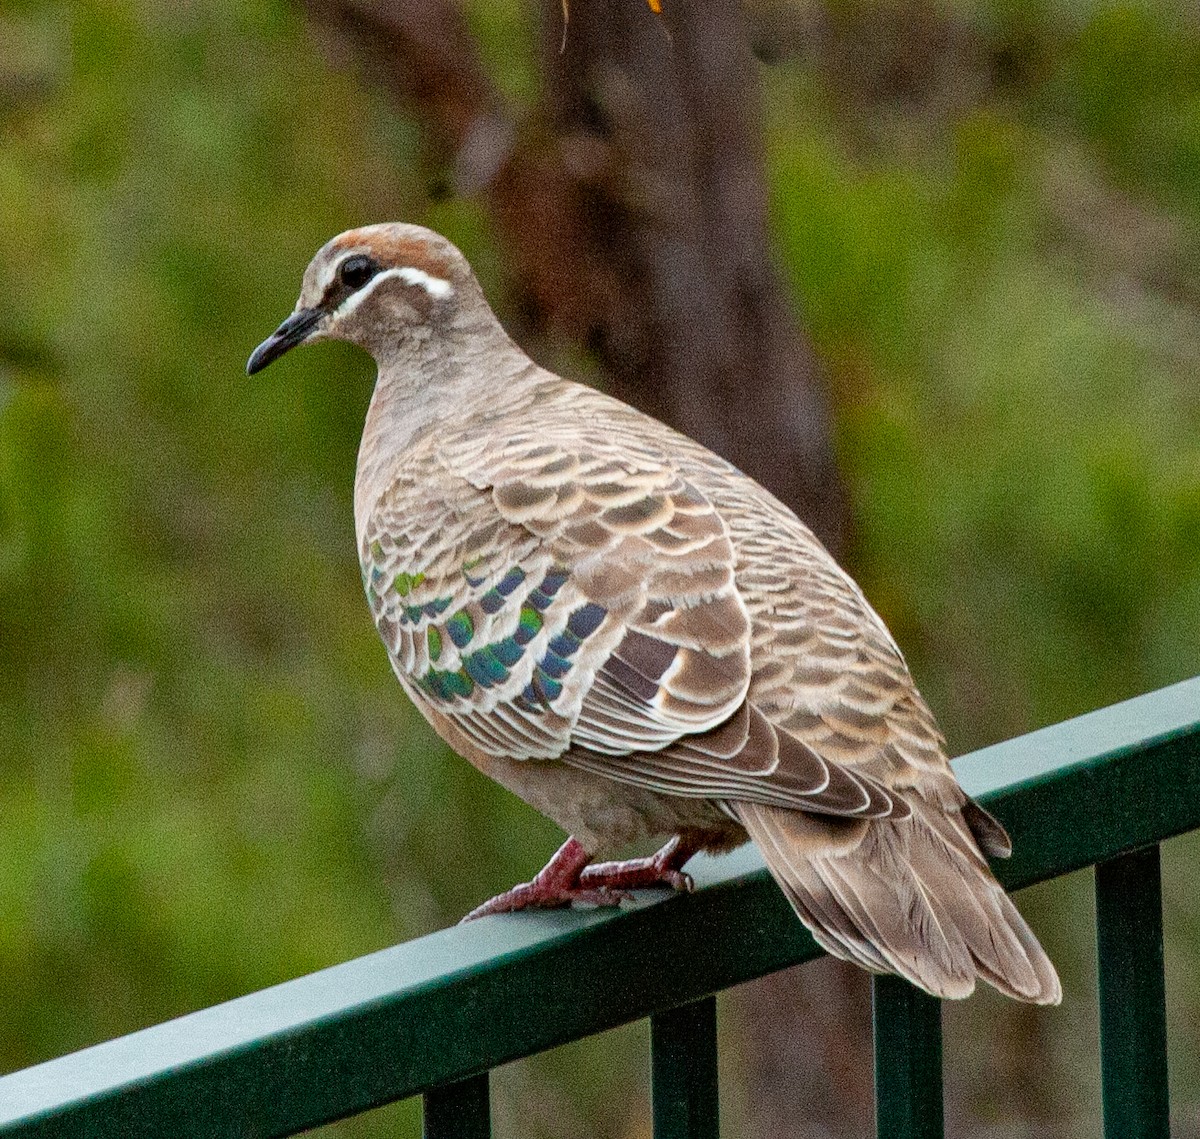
[692, 470, 1018, 842]
[655, 471, 1059, 999]
[360, 418, 905, 820]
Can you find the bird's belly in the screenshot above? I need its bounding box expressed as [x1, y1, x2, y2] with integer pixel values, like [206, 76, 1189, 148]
[481, 751, 745, 854]
[423, 700, 742, 852]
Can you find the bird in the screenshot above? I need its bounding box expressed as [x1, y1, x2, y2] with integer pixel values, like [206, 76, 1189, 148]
[248, 222, 1061, 1004]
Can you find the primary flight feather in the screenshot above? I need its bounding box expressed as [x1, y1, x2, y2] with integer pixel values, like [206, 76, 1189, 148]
[248, 222, 1060, 1004]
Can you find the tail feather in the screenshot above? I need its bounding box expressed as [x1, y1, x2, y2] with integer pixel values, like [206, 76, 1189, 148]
[962, 797, 1013, 858]
[749, 809, 892, 974]
[735, 798, 1062, 1004]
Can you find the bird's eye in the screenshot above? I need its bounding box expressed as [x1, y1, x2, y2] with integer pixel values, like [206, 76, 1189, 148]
[339, 255, 377, 290]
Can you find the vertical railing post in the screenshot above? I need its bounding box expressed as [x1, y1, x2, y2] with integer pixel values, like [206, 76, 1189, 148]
[1095, 844, 1170, 1139]
[872, 975, 943, 1139]
[423, 1072, 491, 1139]
[650, 997, 720, 1139]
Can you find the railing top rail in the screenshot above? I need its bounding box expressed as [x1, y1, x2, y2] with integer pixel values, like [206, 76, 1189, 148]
[2, 675, 1198, 1139]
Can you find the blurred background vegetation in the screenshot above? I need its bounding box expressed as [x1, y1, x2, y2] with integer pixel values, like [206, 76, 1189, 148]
[1, 0, 1198, 1135]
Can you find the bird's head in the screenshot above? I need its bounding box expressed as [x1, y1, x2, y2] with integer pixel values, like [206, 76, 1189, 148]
[246, 223, 476, 374]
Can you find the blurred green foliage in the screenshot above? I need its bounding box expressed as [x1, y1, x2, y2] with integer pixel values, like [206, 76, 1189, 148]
[1, 0, 1197, 1136]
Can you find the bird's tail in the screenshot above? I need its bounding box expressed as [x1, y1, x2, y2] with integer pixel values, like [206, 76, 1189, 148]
[734, 797, 1061, 1004]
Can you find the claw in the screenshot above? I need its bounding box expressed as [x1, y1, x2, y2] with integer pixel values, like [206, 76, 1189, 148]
[459, 834, 698, 923]
[461, 883, 630, 923]
[460, 836, 633, 922]
[578, 836, 697, 893]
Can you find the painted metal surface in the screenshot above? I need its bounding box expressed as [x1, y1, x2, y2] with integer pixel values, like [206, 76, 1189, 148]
[650, 998, 719, 1139]
[1, 676, 1196, 1137]
[872, 976, 943, 1139]
[1095, 846, 1170, 1139]
[423, 1073, 490, 1139]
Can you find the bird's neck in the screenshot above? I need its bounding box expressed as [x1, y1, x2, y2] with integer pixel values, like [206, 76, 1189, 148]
[353, 312, 532, 538]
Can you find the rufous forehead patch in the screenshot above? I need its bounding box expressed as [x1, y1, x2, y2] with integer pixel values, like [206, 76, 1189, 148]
[332, 227, 455, 282]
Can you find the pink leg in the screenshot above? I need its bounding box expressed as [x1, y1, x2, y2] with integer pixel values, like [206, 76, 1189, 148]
[578, 836, 697, 893]
[460, 837, 630, 922]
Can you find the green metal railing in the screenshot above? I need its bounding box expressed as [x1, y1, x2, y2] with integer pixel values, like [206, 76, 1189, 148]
[2, 676, 1198, 1138]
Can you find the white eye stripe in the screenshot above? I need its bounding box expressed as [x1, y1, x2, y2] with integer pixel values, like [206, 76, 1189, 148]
[395, 266, 454, 298]
[334, 266, 454, 318]
[315, 252, 346, 297]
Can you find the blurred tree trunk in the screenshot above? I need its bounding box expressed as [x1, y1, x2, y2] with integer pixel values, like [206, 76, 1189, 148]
[529, 0, 850, 554]
[300, 0, 867, 1134]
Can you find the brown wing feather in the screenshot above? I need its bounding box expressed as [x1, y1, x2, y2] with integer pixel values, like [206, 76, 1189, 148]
[565, 703, 905, 819]
[445, 431, 754, 741]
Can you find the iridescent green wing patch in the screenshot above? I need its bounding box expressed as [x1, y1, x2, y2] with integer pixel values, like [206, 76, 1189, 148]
[411, 566, 608, 709]
[446, 609, 474, 648]
[415, 667, 475, 701]
[513, 601, 607, 713]
[393, 571, 426, 597]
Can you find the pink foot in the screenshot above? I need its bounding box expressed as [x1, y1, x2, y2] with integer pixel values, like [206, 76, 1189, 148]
[460, 837, 630, 922]
[578, 836, 697, 893]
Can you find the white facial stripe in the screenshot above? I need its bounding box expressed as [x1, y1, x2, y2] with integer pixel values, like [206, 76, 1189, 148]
[315, 252, 346, 297]
[334, 266, 454, 319]
[396, 266, 454, 298]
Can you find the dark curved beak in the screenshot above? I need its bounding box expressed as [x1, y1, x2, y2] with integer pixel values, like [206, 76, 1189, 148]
[246, 308, 323, 375]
